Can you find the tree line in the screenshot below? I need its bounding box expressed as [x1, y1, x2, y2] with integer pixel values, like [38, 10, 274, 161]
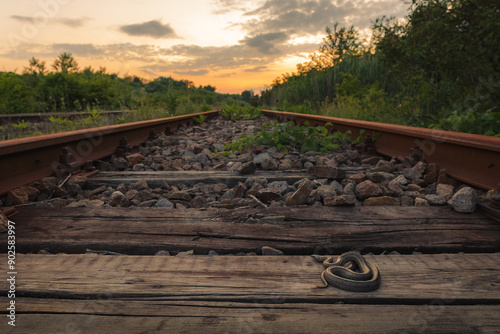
[260, 0, 500, 136]
[0, 52, 241, 114]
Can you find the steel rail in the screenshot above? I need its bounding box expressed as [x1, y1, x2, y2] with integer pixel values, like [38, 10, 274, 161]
[0, 110, 218, 195]
[263, 110, 500, 190]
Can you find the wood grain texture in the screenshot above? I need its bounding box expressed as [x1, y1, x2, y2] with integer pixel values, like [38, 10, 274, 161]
[1, 254, 499, 333]
[4, 206, 499, 254]
[2, 301, 499, 334]
[1, 254, 499, 302]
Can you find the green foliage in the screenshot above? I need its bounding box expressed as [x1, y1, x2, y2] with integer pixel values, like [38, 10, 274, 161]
[12, 120, 30, 137]
[218, 103, 262, 121]
[224, 121, 363, 154]
[0, 53, 246, 115]
[193, 114, 207, 124]
[430, 107, 500, 136]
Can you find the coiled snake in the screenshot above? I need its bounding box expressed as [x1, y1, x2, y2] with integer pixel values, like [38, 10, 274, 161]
[312, 251, 381, 292]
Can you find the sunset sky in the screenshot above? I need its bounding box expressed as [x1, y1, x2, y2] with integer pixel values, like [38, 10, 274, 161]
[1, 0, 409, 94]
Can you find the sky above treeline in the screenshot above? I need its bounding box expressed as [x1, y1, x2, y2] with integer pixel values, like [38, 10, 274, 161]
[1, 0, 409, 94]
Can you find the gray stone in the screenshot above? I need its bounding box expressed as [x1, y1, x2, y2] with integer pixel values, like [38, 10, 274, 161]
[390, 175, 409, 186]
[177, 250, 195, 256]
[155, 198, 174, 208]
[245, 177, 268, 188]
[239, 161, 257, 175]
[355, 180, 383, 200]
[316, 185, 338, 200]
[285, 180, 313, 206]
[268, 181, 290, 195]
[155, 250, 171, 256]
[261, 158, 279, 170]
[415, 198, 429, 207]
[261, 246, 283, 255]
[324, 195, 357, 207]
[253, 152, 273, 165]
[403, 161, 427, 180]
[131, 179, 149, 191]
[257, 188, 282, 203]
[447, 187, 477, 213]
[343, 182, 356, 196]
[168, 191, 192, 202]
[109, 191, 128, 207]
[425, 194, 447, 206]
[113, 157, 129, 170]
[436, 183, 454, 200]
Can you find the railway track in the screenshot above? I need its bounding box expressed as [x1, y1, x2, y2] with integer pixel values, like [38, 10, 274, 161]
[1, 110, 499, 333]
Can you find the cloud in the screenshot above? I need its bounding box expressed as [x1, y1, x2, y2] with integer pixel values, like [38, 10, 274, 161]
[120, 20, 180, 39]
[240, 32, 289, 55]
[10, 15, 91, 27]
[245, 66, 268, 72]
[211, 0, 248, 14]
[236, 0, 409, 36]
[174, 69, 209, 76]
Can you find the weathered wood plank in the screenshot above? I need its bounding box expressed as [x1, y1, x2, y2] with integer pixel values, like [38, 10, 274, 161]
[85, 170, 312, 189]
[4, 206, 499, 254]
[1, 254, 499, 302]
[2, 300, 499, 334]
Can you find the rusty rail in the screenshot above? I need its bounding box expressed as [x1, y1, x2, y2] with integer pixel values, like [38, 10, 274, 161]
[1, 109, 499, 196]
[0, 111, 218, 195]
[263, 110, 500, 190]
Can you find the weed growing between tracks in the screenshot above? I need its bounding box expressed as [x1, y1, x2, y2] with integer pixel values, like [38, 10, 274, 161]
[225, 120, 369, 154]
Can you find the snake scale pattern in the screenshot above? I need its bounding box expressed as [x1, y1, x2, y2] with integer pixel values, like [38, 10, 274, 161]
[312, 251, 381, 292]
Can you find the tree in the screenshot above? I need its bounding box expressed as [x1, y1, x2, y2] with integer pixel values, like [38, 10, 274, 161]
[23, 57, 47, 76]
[52, 52, 79, 73]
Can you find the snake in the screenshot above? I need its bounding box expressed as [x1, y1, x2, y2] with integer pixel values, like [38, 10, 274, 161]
[311, 251, 381, 292]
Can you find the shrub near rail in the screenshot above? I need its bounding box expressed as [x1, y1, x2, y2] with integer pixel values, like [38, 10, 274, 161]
[225, 120, 365, 154]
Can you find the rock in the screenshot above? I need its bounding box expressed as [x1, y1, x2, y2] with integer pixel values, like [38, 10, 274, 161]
[343, 182, 356, 196]
[390, 175, 409, 186]
[239, 161, 257, 175]
[133, 163, 146, 171]
[285, 181, 313, 206]
[125, 189, 139, 201]
[279, 159, 293, 170]
[116, 183, 128, 194]
[435, 183, 454, 200]
[257, 187, 282, 203]
[363, 196, 400, 206]
[316, 185, 338, 200]
[0, 212, 10, 233]
[268, 181, 290, 195]
[261, 158, 279, 170]
[208, 250, 220, 256]
[168, 191, 192, 202]
[374, 160, 393, 172]
[113, 157, 129, 170]
[349, 173, 367, 183]
[177, 250, 194, 256]
[306, 166, 346, 179]
[232, 182, 247, 199]
[245, 177, 268, 188]
[109, 191, 128, 207]
[253, 152, 273, 165]
[7, 187, 31, 205]
[155, 198, 174, 208]
[220, 189, 235, 201]
[172, 159, 184, 169]
[261, 246, 283, 255]
[325, 158, 339, 167]
[366, 172, 389, 183]
[447, 187, 477, 213]
[400, 196, 414, 206]
[355, 180, 383, 200]
[438, 169, 459, 187]
[130, 179, 149, 191]
[425, 194, 447, 206]
[414, 198, 429, 207]
[67, 199, 105, 208]
[126, 153, 144, 166]
[423, 163, 440, 184]
[155, 250, 170, 256]
[190, 196, 208, 208]
[89, 185, 107, 197]
[362, 156, 382, 165]
[403, 161, 427, 180]
[139, 200, 157, 207]
[324, 195, 357, 206]
[69, 176, 87, 188]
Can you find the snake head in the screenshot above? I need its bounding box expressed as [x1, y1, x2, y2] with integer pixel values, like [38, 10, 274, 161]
[311, 254, 329, 263]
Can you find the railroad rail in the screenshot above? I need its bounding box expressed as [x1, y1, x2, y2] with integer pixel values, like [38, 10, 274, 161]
[1, 110, 500, 333]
